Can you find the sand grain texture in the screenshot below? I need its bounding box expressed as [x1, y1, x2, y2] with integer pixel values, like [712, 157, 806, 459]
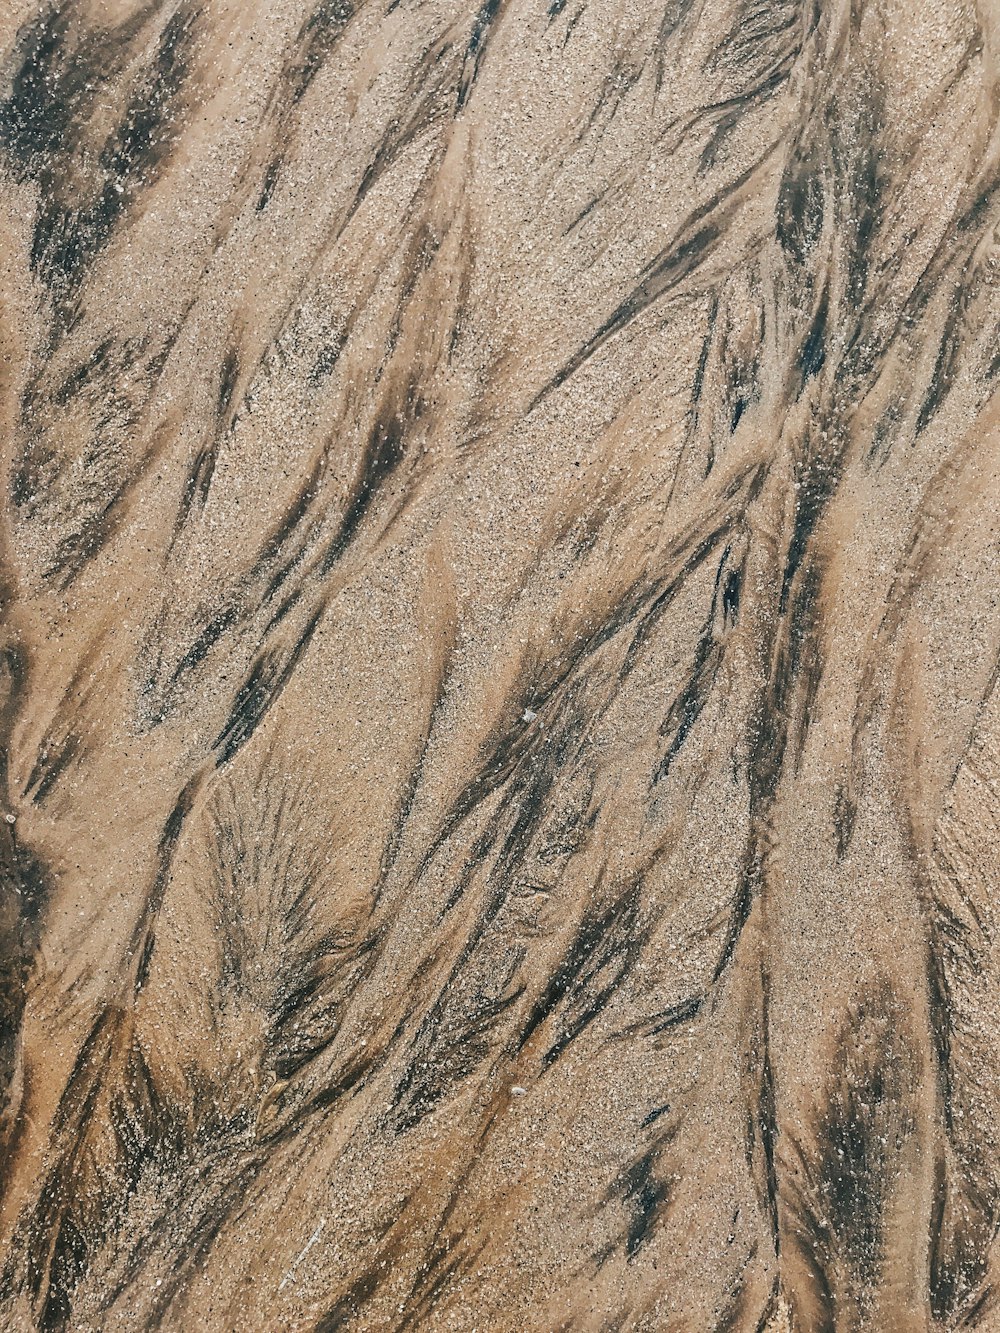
[1, 0, 1000, 1328]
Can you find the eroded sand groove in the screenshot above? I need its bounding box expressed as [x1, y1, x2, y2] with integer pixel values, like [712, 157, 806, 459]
[1, 0, 1000, 1328]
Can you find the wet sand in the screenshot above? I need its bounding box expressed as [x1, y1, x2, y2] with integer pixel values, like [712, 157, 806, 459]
[2, 1, 1000, 1328]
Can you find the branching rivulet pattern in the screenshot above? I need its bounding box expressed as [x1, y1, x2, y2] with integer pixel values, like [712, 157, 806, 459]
[1, 0, 1000, 1328]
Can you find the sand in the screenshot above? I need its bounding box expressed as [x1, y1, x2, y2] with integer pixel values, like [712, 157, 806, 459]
[1, 0, 1000, 1328]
